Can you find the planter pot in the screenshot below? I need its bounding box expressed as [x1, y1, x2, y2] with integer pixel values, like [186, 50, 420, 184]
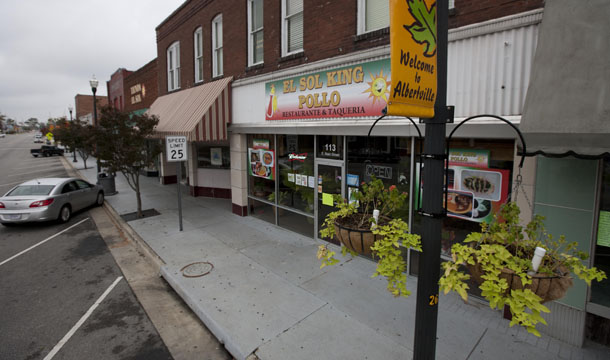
[334, 216, 388, 256]
[467, 263, 573, 303]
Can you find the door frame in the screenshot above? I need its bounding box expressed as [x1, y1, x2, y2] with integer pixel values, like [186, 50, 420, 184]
[314, 158, 345, 241]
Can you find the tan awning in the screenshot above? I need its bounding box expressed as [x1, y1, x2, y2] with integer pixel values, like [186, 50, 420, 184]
[520, 0, 610, 157]
[148, 77, 232, 142]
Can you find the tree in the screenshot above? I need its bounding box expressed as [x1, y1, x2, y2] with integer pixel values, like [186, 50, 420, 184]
[26, 117, 39, 129]
[95, 106, 160, 218]
[73, 120, 96, 169]
[0, 113, 5, 131]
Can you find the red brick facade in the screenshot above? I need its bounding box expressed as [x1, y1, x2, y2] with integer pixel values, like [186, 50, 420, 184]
[74, 94, 108, 120]
[123, 59, 159, 113]
[155, 0, 544, 97]
[106, 68, 133, 111]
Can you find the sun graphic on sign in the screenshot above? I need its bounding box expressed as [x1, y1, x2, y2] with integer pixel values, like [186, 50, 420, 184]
[363, 70, 390, 105]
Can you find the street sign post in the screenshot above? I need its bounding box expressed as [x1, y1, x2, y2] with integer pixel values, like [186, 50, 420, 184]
[166, 136, 188, 231]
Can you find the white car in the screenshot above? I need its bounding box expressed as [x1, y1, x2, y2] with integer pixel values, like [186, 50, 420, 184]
[0, 177, 104, 226]
[0, 133, 5, 138]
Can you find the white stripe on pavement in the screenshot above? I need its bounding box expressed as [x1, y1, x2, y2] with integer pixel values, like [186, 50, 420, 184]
[43, 276, 124, 360]
[0, 218, 90, 267]
[8, 169, 66, 177]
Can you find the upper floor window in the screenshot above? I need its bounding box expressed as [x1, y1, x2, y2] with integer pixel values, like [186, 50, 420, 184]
[167, 41, 180, 91]
[212, 15, 223, 77]
[194, 27, 203, 83]
[282, 0, 303, 56]
[248, 0, 264, 66]
[357, 0, 389, 35]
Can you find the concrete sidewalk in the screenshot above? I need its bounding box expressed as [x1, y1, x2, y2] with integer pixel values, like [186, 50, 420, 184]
[68, 154, 609, 360]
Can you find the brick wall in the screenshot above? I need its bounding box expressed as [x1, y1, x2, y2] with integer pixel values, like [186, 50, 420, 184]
[123, 59, 158, 112]
[106, 68, 133, 111]
[450, 0, 545, 28]
[74, 94, 108, 120]
[155, 0, 545, 97]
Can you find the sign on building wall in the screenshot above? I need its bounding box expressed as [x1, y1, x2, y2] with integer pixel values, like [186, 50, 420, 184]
[265, 59, 391, 120]
[387, 0, 437, 118]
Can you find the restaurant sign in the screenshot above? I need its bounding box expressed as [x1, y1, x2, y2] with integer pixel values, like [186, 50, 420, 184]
[265, 59, 391, 120]
[387, 0, 437, 118]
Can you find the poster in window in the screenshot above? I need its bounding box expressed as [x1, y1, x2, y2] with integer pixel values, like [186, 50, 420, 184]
[248, 148, 275, 180]
[210, 148, 222, 166]
[415, 162, 509, 223]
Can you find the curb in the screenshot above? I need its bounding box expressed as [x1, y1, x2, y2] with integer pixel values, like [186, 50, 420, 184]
[59, 156, 166, 271]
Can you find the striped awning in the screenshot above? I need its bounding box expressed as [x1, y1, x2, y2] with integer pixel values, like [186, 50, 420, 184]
[148, 76, 232, 142]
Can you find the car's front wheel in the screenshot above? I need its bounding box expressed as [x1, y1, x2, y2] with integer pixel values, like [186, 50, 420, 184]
[58, 205, 71, 223]
[1, 222, 16, 227]
[96, 192, 104, 206]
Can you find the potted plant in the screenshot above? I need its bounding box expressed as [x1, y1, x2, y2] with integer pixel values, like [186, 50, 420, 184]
[317, 177, 421, 297]
[439, 202, 606, 336]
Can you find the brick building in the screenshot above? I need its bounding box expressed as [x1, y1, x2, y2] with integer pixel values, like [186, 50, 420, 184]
[143, 0, 609, 347]
[74, 94, 108, 124]
[123, 59, 158, 114]
[106, 68, 133, 111]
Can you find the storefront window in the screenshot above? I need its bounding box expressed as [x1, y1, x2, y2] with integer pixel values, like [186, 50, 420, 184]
[277, 135, 314, 214]
[591, 159, 610, 308]
[197, 143, 230, 168]
[247, 134, 275, 202]
[409, 139, 515, 279]
[317, 135, 343, 160]
[346, 136, 411, 220]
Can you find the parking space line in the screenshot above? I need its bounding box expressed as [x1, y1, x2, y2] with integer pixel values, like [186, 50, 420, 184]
[0, 218, 90, 267]
[0, 180, 25, 188]
[43, 276, 124, 360]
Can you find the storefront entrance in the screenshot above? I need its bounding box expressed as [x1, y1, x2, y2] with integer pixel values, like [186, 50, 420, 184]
[315, 160, 345, 243]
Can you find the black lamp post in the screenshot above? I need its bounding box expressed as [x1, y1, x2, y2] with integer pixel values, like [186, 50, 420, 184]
[90, 75, 101, 174]
[68, 105, 77, 162]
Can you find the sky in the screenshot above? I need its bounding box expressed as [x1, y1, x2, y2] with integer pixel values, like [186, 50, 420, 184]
[0, 0, 185, 124]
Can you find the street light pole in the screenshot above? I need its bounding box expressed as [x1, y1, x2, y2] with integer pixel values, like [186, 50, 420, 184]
[90, 75, 100, 174]
[68, 105, 77, 163]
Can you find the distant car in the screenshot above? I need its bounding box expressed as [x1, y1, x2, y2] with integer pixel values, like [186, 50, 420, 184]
[0, 177, 104, 226]
[0, 133, 5, 138]
[34, 137, 43, 143]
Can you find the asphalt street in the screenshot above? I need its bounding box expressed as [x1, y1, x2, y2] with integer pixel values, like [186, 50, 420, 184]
[0, 132, 173, 359]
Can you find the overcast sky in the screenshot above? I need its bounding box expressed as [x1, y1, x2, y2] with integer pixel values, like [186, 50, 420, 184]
[0, 0, 185, 124]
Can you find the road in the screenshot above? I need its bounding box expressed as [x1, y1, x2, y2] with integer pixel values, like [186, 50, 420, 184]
[0, 133, 173, 359]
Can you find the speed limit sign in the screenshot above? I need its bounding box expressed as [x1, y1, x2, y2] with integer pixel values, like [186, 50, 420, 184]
[166, 136, 188, 162]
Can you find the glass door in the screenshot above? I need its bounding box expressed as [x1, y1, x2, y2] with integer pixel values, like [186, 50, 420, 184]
[316, 161, 344, 243]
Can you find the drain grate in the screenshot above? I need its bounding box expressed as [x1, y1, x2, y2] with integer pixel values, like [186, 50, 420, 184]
[180, 262, 214, 278]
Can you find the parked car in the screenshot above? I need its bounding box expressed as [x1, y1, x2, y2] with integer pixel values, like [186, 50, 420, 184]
[31, 145, 64, 157]
[0, 178, 104, 226]
[33, 137, 43, 143]
[0, 133, 5, 138]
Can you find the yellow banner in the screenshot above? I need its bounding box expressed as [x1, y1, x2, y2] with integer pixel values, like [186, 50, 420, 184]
[387, 0, 437, 118]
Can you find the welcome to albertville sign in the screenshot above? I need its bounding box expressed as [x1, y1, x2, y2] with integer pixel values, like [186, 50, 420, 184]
[265, 59, 391, 120]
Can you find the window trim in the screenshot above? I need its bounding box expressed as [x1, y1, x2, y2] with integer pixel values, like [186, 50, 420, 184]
[357, 0, 389, 35]
[167, 41, 181, 91]
[212, 14, 223, 78]
[247, 0, 264, 66]
[194, 27, 203, 83]
[281, 0, 304, 57]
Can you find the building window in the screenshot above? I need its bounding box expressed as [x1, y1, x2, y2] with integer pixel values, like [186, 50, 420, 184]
[357, 0, 389, 35]
[196, 144, 230, 169]
[248, 0, 264, 66]
[282, 0, 303, 56]
[194, 27, 203, 83]
[449, 0, 455, 10]
[167, 41, 180, 91]
[212, 15, 223, 77]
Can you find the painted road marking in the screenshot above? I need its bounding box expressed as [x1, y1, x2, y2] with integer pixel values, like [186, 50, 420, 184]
[8, 169, 66, 177]
[43, 276, 124, 360]
[0, 180, 26, 188]
[0, 218, 90, 267]
[12, 163, 64, 170]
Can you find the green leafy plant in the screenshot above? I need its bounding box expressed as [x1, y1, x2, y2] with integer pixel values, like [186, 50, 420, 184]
[404, 0, 437, 57]
[439, 202, 606, 336]
[317, 177, 421, 297]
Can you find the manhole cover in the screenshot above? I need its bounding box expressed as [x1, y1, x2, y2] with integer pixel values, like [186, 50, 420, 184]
[181, 262, 214, 278]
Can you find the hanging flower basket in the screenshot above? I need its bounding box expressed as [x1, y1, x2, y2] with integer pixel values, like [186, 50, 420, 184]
[439, 202, 606, 337]
[466, 263, 573, 303]
[333, 215, 390, 256]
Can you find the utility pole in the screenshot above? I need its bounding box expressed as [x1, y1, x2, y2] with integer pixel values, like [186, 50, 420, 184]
[413, 1, 452, 359]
